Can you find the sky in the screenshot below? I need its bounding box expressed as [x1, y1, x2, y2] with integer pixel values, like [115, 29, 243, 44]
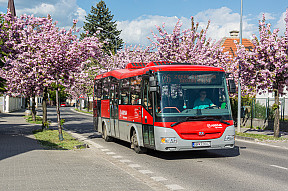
[0, 0, 287, 46]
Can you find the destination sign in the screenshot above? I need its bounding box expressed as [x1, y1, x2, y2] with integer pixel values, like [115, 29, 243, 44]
[159, 71, 223, 85]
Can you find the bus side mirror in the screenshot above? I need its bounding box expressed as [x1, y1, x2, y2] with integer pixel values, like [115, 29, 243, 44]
[149, 76, 159, 92]
[149, 76, 157, 87]
[228, 80, 236, 93]
[149, 87, 159, 92]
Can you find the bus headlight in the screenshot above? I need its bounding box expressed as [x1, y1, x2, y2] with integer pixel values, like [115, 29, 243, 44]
[224, 135, 234, 141]
[161, 137, 177, 144]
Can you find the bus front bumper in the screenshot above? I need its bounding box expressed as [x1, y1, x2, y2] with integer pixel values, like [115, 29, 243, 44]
[154, 125, 235, 152]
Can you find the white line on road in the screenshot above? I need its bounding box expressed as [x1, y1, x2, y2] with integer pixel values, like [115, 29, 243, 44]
[106, 152, 116, 155]
[119, 159, 132, 163]
[236, 139, 288, 150]
[151, 176, 167, 181]
[166, 184, 185, 190]
[128, 164, 141, 168]
[112, 155, 123, 159]
[139, 170, 153, 174]
[270, 165, 288, 170]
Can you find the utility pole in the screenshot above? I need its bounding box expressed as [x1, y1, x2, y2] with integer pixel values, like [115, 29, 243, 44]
[7, 0, 16, 17]
[237, 0, 243, 133]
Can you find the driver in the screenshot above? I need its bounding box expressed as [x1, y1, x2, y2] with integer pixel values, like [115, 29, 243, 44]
[193, 90, 215, 109]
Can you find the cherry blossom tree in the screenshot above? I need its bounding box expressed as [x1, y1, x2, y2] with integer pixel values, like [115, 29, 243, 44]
[149, 17, 233, 71]
[0, 13, 103, 139]
[236, 10, 288, 137]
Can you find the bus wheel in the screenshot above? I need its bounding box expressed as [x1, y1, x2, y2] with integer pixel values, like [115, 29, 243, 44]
[102, 124, 113, 142]
[131, 130, 147, 154]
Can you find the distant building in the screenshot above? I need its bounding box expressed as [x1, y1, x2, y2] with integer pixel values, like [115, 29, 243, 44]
[220, 30, 254, 58]
[220, 31, 288, 119]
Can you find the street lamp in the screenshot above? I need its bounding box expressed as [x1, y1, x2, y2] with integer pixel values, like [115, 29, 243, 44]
[96, 27, 118, 54]
[237, 0, 243, 133]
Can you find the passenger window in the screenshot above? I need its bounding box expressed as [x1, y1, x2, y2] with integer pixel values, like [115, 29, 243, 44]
[120, 78, 130, 105]
[131, 76, 141, 105]
[102, 78, 110, 100]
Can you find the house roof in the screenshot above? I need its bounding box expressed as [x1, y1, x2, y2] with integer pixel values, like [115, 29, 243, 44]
[220, 37, 254, 58]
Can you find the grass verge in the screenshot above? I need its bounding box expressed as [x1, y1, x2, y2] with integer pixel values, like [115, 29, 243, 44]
[236, 132, 288, 141]
[24, 115, 43, 124]
[33, 129, 86, 150]
[75, 108, 92, 114]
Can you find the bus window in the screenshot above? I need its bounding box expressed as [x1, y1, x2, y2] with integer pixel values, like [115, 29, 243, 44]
[143, 78, 153, 114]
[131, 76, 141, 105]
[96, 79, 102, 100]
[120, 78, 130, 105]
[102, 78, 110, 100]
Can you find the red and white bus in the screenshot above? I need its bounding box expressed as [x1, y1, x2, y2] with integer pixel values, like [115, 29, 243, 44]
[93, 61, 236, 153]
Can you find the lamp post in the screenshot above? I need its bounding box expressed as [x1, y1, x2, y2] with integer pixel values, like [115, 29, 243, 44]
[97, 27, 117, 54]
[237, 0, 243, 133]
[7, 0, 16, 17]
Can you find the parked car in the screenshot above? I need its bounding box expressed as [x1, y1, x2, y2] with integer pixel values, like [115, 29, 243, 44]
[60, 103, 67, 107]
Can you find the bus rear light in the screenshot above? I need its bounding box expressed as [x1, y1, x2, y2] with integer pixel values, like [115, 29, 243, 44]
[161, 137, 177, 144]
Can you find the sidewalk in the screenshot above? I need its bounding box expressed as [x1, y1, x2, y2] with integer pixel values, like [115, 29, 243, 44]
[236, 127, 288, 149]
[0, 110, 162, 191]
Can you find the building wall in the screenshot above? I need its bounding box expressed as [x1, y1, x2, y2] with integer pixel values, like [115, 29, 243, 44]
[0, 96, 25, 113]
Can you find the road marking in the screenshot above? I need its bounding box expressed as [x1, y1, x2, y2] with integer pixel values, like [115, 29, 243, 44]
[112, 155, 123, 159]
[151, 176, 167, 181]
[106, 152, 116, 155]
[139, 170, 153, 174]
[85, 140, 103, 148]
[236, 139, 288, 150]
[128, 164, 141, 168]
[166, 184, 185, 190]
[120, 159, 132, 163]
[270, 165, 288, 170]
[101, 148, 110, 151]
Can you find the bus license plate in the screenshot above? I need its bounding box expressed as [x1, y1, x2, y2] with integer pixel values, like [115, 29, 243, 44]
[192, 141, 211, 148]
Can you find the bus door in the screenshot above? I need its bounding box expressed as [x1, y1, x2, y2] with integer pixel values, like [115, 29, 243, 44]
[142, 78, 155, 149]
[110, 79, 120, 138]
[93, 79, 102, 132]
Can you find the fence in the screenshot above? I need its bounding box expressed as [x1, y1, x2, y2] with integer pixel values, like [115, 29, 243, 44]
[231, 97, 288, 131]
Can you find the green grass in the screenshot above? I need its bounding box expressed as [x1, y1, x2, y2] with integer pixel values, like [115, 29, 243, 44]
[75, 108, 92, 114]
[24, 115, 43, 124]
[236, 132, 288, 141]
[33, 129, 86, 150]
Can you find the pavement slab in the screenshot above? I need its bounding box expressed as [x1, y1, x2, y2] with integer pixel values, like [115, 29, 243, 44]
[0, 111, 156, 191]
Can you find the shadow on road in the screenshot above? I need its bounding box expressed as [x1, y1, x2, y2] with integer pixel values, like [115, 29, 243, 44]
[109, 137, 240, 160]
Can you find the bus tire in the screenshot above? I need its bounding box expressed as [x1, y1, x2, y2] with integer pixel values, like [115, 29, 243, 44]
[131, 129, 147, 154]
[102, 123, 113, 142]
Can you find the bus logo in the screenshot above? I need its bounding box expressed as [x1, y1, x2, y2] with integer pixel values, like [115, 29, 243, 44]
[199, 132, 205, 136]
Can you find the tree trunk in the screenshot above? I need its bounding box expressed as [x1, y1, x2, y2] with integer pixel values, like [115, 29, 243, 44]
[42, 87, 48, 129]
[87, 94, 89, 112]
[273, 89, 280, 138]
[31, 95, 36, 121]
[56, 87, 64, 141]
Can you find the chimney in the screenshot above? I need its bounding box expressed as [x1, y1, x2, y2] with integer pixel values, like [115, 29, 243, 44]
[229, 30, 239, 37]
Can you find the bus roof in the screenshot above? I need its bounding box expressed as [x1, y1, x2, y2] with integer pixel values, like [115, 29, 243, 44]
[95, 61, 225, 80]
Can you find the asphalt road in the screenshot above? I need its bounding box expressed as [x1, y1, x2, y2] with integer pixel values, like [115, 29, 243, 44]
[47, 107, 288, 191]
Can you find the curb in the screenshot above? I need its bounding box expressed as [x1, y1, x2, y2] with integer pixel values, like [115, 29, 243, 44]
[235, 135, 256, 142]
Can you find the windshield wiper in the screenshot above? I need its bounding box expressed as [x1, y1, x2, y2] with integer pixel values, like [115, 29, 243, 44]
[170, 116, 230, 127]
[170, 116, 215, 127]
[219, 118, 230, 125]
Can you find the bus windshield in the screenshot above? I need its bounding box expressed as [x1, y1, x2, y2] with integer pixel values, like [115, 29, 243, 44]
[155, 71, 232, 117]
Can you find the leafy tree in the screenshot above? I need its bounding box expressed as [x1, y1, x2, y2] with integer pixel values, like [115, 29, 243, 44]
[80, 0, 123, 54]
[236, 11, 288, 137]
[149, 17, 232, 70]
[0, 14, 103, 140]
